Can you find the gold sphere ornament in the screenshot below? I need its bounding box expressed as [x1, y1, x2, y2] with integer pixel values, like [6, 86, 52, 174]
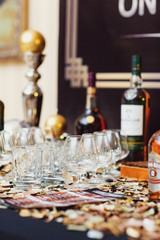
[45, 114, 67, 137]
[19, 29, 46, 53]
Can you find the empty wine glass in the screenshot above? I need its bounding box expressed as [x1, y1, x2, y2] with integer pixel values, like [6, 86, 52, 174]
[93, 131, 112, 179]
[27, 127, 45, 145]
[42, 126, 55, 142]
[50, 140, 65, 185]
[103, 129, 122, 179]
[114, 129, 129, 162]
[0, 130, 13, 182]
[103, 130, 121, 164]
[78, 133, 99, 188]
[41, 142, 64, 187]
[63, 135, 86, 189]
[0, 131, 13, 165]
[13, 128, 29, 146]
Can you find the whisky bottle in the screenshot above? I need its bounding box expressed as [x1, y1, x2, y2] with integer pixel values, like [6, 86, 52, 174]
[148, 130, 160, 200]
[74, 72, 106, 135]
[121, 55, 150, 162]
[0, 100, 4, 130]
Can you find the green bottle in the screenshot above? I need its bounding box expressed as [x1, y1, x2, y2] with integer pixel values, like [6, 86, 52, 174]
[121, 55, 150, 162]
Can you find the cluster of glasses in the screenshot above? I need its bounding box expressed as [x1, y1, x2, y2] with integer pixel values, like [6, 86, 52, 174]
[0, 128, 129, 190]
[0, 127, 64, 189]
[63, 130, 129, 190]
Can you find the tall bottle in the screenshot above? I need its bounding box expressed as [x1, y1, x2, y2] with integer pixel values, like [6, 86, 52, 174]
[148, 130, 160, 200]
[0, 100, 4, 130]
[74, 72, 106, 134]
[121, 55, 150, 162]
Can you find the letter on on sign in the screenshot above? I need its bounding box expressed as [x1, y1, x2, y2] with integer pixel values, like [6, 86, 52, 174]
[118, 0, 157, 17]
[139, 0, 156, 16]
[118, 0, 138, 17]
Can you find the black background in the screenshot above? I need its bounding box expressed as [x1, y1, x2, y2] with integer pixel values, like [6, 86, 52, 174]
[58, 0, 160, 137]
[78, 0, 160, 72]
[0, 208, 128, 240]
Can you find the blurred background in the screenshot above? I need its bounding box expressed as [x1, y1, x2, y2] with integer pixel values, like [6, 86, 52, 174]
[1, 0, 160, 138]
[0, 0, 59, 127]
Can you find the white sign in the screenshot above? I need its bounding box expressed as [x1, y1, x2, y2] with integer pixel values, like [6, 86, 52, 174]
[118, 0, 157, 17]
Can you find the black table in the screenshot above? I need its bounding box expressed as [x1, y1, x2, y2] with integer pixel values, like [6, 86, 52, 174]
[0, 208, 128, 240]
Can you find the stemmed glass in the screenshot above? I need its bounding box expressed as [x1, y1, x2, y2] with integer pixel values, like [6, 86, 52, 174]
[13, 126, 53, 146]
[114, 129, 129, 162]
[78, 133, 99, 188]
[0, 131, 13, 165]
[27, 127, 45, 145]
[103, 129, 122, 179]
[103, 130, 121, 164]
[63, 135, 86, 189]
[0, 130, 13, 182]
[49, 140, 65, 185]
[13, 128, 29, 146]
[93, 131, 112, 179]
[41, 126, 55, 142]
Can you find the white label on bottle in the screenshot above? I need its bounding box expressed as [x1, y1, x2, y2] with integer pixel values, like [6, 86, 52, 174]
[121, 104, 143, 136]
[148, 152, 160, 192]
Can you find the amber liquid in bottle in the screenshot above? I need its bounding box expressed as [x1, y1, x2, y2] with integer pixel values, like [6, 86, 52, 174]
[121, 55, 150, 162]
[74, 73, 106, 135]
[148, 130, 160, 200]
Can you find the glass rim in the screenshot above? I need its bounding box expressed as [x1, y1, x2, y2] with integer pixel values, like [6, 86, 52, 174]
[12, 145, 40, 150]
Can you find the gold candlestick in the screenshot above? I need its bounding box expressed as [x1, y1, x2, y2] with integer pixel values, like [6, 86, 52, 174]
[19, 29, 46, 127]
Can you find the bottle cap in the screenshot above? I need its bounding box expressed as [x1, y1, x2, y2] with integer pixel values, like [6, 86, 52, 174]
[132, 55, 141, 70]
[88, 72, 96, 87]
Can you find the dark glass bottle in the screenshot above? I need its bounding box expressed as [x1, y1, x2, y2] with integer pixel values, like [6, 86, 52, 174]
[74, 72, 106, 135]
[0, 100, 4, 130]
[121, 55, 150, 162]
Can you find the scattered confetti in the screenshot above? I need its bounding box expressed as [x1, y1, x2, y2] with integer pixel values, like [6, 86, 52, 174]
[87, 230, 104, 239]
[1, 167, 160, 240]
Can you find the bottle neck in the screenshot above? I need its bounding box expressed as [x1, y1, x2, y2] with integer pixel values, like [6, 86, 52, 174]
[85, 87, 97, 110]
[130, 70, 143, 88]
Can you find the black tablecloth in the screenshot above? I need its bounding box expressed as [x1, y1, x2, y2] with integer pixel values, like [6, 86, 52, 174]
[0, 208, 128, 240]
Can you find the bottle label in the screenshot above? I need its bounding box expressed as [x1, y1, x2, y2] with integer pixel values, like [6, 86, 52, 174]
[148, 152, 160, 192]
[121, 104, 144, 151]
